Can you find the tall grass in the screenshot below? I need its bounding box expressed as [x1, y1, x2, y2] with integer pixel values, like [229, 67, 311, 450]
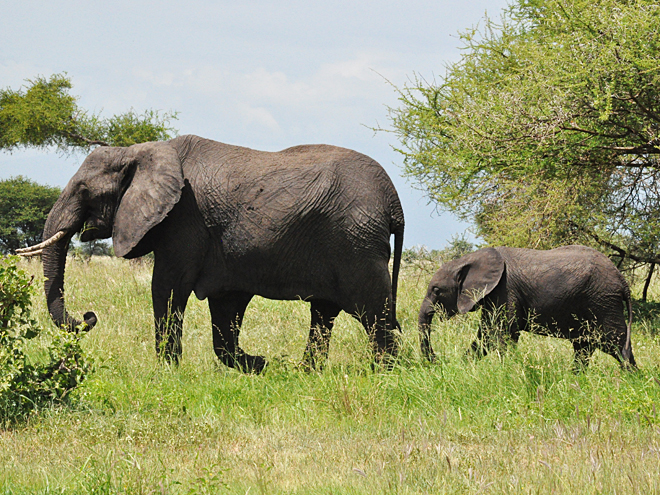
[1, 256, 659, 493]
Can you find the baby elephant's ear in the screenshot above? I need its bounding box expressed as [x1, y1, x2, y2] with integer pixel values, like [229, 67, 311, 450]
[456, 248, 505, 314]
[113, 142, 184, 257]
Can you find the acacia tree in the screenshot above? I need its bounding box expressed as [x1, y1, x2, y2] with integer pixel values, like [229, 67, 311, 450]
[0, 73, 177, 151]
[389, 0, 660, 290]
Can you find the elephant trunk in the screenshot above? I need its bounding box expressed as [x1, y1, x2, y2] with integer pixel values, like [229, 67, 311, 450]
[40, 198, 97, 333]
[418, 298, 436, 362]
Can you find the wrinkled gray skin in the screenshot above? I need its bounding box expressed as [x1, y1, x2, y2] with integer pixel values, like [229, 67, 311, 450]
[419, 246, 636, 370]
[42, 135, 404, 373]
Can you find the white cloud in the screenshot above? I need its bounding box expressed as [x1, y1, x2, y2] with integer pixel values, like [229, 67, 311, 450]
[125, 62, 348, 135]
[237, 103, 282, 133]
[237, 68, 313, 104]
[132, 68, 180, 88]
[132, 50, 399, 115]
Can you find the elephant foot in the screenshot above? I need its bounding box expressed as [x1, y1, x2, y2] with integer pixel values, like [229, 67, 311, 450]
[236, 353, 267, 374]
[571, 362, 588, 374]
[215, 347, 266, 374]
[298, 360, 314, 373]
[299, 348, 329, 372]
[373, 349, 398, 371]
[620, 360, 638, 372]
[298, 357, 326, 373]
[374, 332, 399, 358]
[466, 339, 488, 359]
[370, 357, 396, 372]
[424, 351, 437, 363]
[158, 350, 181, 366]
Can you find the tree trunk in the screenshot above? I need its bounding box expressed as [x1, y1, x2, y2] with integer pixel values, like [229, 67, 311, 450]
[642, 263, 655, 303]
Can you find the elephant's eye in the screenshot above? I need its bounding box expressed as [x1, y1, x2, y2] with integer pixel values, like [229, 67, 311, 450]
[79, 185, 91, 201]
[432, 287, 441, 295]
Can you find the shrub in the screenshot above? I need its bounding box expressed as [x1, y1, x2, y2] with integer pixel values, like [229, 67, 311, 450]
[402, 234, 476, 270]
[0, 256, 92, 423]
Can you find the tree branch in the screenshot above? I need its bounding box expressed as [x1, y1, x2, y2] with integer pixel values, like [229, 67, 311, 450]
[62, 131, 110, 147]
[571, 222, 660, 264]
[608, 144, 660, 155]
[560, 125, 632, 140]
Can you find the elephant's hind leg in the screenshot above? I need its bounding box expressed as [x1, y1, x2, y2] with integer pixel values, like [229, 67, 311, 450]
[208, 292, 265, 373]
[301, 299, 341, 371]
[572, 339, 595, 372]
[597, 310, 637, 370]
[343, 262, 399, 365]
[355, 302, 399, 365]
[600, 331, 637, 370]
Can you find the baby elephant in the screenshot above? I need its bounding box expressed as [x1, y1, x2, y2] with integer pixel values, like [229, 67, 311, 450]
[419, 245, 636, 369]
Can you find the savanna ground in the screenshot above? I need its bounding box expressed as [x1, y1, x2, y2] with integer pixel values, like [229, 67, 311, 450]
[2, 256, 660, 494]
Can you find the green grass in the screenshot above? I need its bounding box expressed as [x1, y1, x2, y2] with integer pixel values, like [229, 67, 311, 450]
[2, 257, 660, 493]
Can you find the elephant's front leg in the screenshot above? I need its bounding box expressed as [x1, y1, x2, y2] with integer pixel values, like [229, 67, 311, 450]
[152, 276, 193, 365]
[301, 299, 341, 371]
[468, 326, 488, 358]
[467, 308, 499, 358]
[468, 305, 519, 358]
[208, 293, 266, 373]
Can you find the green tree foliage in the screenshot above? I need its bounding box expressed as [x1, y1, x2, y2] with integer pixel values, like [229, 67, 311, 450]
[0, 256, 92, 424]
[0, 73, 177, 151]
[0, 177, 61, 254]
[390, 0, 660, 266]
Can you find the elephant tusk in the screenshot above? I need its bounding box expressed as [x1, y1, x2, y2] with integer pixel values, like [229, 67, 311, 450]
[16, 231, 67, 254]
[18, 249, 44, 258]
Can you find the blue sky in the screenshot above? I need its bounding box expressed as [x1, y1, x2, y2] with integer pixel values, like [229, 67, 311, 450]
[1, 0, 510, 248]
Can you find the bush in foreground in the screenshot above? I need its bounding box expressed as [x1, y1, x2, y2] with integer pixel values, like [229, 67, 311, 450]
[0, 255, 92, 424]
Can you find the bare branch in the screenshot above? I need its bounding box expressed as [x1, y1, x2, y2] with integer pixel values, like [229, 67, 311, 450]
[572, 222, 660, 264]
[62, 131, 110, 147]
[560, 125, 632, 140]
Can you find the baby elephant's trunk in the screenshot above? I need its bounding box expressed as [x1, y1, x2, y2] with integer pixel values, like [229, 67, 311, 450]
[418, 298, 436, 362]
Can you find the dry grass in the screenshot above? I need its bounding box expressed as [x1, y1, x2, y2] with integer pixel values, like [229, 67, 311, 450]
[1, 256, 660, 493]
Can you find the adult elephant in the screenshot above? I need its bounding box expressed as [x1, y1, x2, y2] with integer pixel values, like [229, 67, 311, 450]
[418, 246, 636, 370]
[19, 135, 405, 373]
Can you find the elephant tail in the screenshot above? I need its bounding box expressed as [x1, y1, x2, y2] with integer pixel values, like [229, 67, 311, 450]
[624, 284, 634, 362]
[390, 217, 404, 330]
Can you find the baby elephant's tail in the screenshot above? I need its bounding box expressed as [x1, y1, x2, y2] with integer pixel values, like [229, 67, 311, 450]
[622, 283, 636, 367]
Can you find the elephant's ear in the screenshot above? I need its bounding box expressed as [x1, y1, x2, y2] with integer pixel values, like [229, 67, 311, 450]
[113, 142, 184, 257]
[456, 248, 504, 314]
